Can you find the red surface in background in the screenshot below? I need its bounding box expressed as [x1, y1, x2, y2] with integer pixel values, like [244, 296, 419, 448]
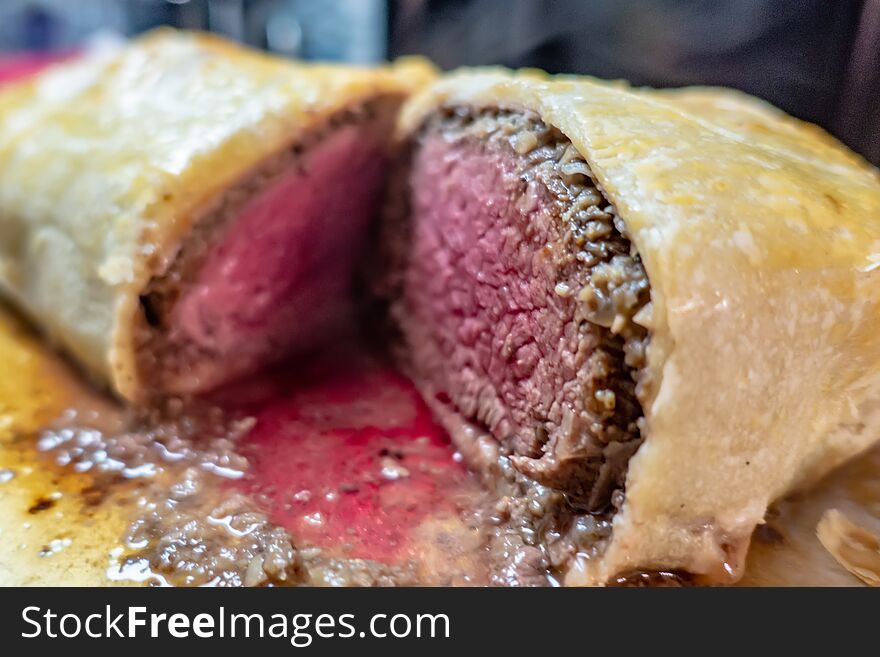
[215, 345, 469, 563]
[0, 52, 74, 84]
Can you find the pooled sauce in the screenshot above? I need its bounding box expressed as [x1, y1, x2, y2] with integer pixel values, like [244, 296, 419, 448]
[227, 355, 481, 566]
[15, 326, 490, 587]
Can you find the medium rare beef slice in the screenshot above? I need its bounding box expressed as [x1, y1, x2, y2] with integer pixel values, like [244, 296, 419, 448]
[387, 108, 651, 512]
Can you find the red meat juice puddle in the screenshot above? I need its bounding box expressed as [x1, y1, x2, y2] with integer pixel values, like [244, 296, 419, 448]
[212, 343, 476, 564]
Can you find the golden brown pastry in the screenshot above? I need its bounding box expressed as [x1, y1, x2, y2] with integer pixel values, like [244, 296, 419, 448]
[0, 29, 432, 400]
[381, 69, 880, 585]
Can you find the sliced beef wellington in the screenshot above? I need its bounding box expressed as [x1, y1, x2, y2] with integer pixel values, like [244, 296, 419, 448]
[378, 71, 880, 585]
[0, 29, 433, 399]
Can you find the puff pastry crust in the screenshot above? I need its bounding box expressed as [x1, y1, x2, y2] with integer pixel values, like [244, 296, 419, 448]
[0, 29, 432, 399]
[398, 69, 880, 584]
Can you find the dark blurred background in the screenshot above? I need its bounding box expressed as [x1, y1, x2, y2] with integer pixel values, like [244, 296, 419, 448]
[0, 0, 877, 164]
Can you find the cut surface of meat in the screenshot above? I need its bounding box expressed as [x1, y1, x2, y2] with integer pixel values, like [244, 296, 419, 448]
[384, 108, 651, 516]
[138, 101, 397, 396]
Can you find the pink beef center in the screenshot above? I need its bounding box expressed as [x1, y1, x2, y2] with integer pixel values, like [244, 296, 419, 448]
[402, 132, 586, 450]
[169, 124, 386, 392]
